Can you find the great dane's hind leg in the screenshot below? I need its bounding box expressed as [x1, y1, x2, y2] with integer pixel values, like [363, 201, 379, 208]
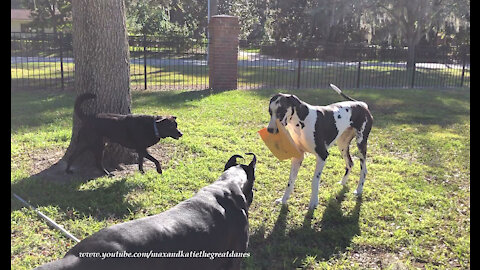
[337, 127, 355, 186]
[354, 118, 372, 195]
[308, 155, 327, 210]
[354, 140, 368, 196]
[275, 154, 304, 205]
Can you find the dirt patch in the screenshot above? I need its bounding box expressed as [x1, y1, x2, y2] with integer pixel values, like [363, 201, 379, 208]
[349, 246, 410, 270]
[18, 143, 178, 183]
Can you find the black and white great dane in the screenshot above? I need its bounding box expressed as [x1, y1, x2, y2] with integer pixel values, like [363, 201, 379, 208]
[267, 84, 373, 209]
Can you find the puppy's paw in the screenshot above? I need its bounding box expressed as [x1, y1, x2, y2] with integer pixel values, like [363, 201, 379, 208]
[274, 198, 286, 205]
[156, 168, 163, 174]
[353, 189, 363, 196]
[308, 198, 318, 210]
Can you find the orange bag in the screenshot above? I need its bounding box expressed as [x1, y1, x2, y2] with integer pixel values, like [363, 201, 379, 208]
[258, 119, 303, 160]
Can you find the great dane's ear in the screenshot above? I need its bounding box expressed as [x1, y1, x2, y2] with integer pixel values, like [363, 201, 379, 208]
[286, 95, 308, 118]
[286, 94, 301, 106]
[224, 154, 244, 171]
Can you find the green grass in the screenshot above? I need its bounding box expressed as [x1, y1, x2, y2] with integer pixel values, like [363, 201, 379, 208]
[11, 87, 470, 269]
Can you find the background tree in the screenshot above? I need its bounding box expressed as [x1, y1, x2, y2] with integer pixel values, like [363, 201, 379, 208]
[62, 0, 135, 172]
[307, 0, 370, 44]
[369, 0, 468, 69]
[21, 0, 72, 34]
[125, 0, 199, 52]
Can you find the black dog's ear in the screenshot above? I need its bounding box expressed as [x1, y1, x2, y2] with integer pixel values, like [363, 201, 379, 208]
[224, 154, 244, 171]
[155, 116, 167, 123]
[242, 152, 257, 207]
[245, 152, 256, 169]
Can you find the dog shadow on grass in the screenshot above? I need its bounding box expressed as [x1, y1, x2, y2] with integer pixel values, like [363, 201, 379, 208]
[246, 186, 362, 269]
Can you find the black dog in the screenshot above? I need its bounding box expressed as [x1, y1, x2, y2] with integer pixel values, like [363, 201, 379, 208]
[36, 153, 256, 270]
[65, 93, 183, 176]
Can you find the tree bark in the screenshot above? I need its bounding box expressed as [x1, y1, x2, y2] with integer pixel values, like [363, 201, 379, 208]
[62, 0, 136, 171]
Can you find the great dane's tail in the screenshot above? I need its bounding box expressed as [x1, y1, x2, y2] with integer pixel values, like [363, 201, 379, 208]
[330, 84, 357, 102]
[74, 93, 96, 120]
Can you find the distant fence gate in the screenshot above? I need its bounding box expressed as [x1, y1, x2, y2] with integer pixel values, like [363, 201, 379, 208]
[11, 32, 470, 91]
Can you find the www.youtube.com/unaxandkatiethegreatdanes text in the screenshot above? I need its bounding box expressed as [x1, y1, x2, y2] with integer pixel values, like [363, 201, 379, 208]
[78, 250, 251, 260]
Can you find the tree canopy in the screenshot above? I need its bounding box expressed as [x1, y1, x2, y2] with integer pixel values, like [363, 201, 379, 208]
[18, 0, 469, 47]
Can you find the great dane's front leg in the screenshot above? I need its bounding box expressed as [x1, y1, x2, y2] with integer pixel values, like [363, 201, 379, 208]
[308, 156, 326, 209]
[275, 154, 304, 205]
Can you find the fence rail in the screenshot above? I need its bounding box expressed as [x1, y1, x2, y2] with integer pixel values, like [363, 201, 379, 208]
[237, 41, 470, 90]
[11, 32, 470, 91]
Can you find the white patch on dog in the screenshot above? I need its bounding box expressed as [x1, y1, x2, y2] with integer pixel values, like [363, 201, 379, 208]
[329, 104, 353, 148]
[356, 118, 368, 144]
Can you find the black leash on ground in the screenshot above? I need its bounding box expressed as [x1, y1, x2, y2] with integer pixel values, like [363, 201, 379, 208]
[12, 193, 81, 243]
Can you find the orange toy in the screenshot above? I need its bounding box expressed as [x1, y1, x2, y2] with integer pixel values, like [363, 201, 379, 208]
[258, 119, 303, 160]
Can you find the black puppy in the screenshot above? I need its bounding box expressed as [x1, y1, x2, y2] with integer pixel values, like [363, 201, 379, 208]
[36, 153, 257, 270]
[66, 93, 183, 175]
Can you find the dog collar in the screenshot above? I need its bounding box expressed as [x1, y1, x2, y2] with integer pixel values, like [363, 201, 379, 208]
[153, 120, 160, 138]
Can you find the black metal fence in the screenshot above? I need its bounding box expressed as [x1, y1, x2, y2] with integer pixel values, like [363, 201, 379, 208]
[11, 32, 75, 91]
[11, 32, 470, 91]
[128, 35, 208, 90]
[11, 32, 209, 91]
[238, 41, 470, 90]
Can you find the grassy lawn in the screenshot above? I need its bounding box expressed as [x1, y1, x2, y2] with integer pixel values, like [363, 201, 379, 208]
[11, 87, 470, 269]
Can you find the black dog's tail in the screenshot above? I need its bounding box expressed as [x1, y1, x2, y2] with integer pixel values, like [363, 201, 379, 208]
[74, 93, 96, 120]
[330, 84, 357, 102]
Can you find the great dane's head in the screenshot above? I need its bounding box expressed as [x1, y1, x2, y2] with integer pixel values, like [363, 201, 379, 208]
[267, 93, 304, 134]
[223, 153, 257, 207]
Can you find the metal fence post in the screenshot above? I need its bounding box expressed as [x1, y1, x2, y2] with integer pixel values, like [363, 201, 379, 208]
[297, 58, 302, 89]
[410, 49, 416, 88]
[143, 34, 147, 90]
[59, 32, 64, 91]
[460, 47, 467, 87]
[356, 60, 361, 88]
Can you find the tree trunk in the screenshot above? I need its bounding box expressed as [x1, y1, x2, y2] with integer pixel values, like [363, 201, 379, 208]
[406, 30, 420, 87]
[62, 0, 136, 171]
[406, 40, 416, 70]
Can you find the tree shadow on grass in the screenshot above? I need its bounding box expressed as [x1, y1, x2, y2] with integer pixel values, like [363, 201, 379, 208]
[132, 87, 235, 109]
[248, 87, 469, 128]
[246, 186, 361, 269]
[11, 159, 142, 222]
[11, 89, 75, 133]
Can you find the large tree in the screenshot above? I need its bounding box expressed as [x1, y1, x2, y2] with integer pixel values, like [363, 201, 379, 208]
[62, 0, 135, 173]
[371, 0, 466, 69]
